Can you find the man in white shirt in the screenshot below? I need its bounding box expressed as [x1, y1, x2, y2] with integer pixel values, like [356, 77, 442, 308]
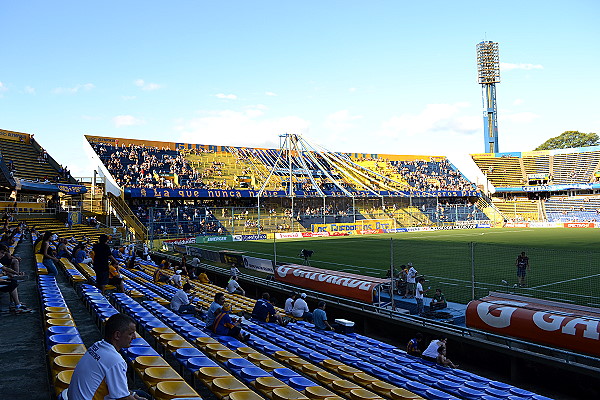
[405, 262, 418, 298]
[415, 277, 429, 316]
[226, 275, 245, 296]
[66, 313, 148, 400]
[171, 283, 201, 315]
[291, 293, 312, 322]
[422, 337, 448, 362]
[284, 292, 297, 315]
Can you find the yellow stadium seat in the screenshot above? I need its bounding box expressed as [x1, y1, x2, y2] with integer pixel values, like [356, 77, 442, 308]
[153, 381, 198, 400]
[166, 340, 194, 354]
[259, 359, 285, 372]
[229, 390, 267, 400]
[54, 370, 74, 396]
[390, 388, 421, 400]
[304, 386, 337, 400]
[315, 371, 339, 387]
[349, 389, 384, 400]
[369, 381, 397, 397]
[205, 343, 229, 355]
[272, 387, 310, 400]
[253, 376, 287, 393]
[236, 347, 258, 357]
[273, 350, 297, 362]
[331, 380, 361, 395]
[210, 377, 247, 398]
[321, 359, 344, 370]
[195, 366, 232, 385]
[336, 365, 362, 379]
[215, 350, 243, 364]
[51, 355, 83, 375]
[133, 356, 170, 376]
[142, 367, 184, 388]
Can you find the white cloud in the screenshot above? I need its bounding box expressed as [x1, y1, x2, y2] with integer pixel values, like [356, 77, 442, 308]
[0, 82, 8, 92]
[500, 62, 544, 71]
[348, 87, 357, 93]
[324, 110, 363, 134]
[502, 111, 539, 124]
[513, 98, 524, 106]
[378, 102, 479, 138]
[53, 83, 95, 94]
[113, 115, 145, 127]
[175, 106, 309, 148]
[134, 79, 163, 91]
[215, 93, 238, 100]
[265, 91, 277, 97]
[24, 86, 35, 94]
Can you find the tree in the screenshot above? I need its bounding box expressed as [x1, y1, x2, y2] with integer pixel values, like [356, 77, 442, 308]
[534, 131, 599, 151]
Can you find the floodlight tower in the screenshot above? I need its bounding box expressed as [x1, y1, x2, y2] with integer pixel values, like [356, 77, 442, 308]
[477, 41, 500, 153]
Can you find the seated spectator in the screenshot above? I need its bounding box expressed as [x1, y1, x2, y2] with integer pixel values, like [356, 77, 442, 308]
[206, 292, 226, 329]
[313, 301, 334, 331]
[170, 283, 202, 315]
[430, 288, 447, 311]
[66, 313, 150, 400]
[72, 243, 93, 265]
[0, 245, 24, 279]
[291, 293, 312, 322]
[284, 292, 297, 315]
[407, 333, 423, 357]
[39, 231, 59, 276]
[422, 337, 447, 362]
[0, 276, 31, 313]
[108, 260, 125, 293]
[153, 263, 170, 284]
[230, 263, 240, 278]
[197, 269, 211, 284]
[56, 238, 71, 260]
[170, 269, 184, 288]
[226, 275, 245, 296]
[437, 345, 457, 368]
[251, 292, 287, 326]
[212, 301, 250, 341]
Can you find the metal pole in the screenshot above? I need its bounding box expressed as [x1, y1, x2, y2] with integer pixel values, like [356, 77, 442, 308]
[390, 238, 395, 311]
[471, 242, 476, 300]
[273, 233, 277, 267]
[257, 196, 261, 235]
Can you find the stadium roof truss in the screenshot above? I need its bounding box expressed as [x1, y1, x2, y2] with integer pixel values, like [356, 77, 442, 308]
[257, 133, 412, 198]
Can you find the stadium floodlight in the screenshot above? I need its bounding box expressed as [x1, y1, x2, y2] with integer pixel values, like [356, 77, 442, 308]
[476, 41, 500, 154]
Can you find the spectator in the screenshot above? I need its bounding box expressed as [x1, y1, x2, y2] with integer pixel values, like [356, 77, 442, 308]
[291, 293, 312, 322]
[92, 234, 117, 293]
[72, 243, 93, 265]
[284, 292, 297, 315]
[430, 288, 447, 311]
[422, 337, 447, 362]
[153, 262, 170, 284]
[415, 277, 429, 316]
[405, 262, 417, 298]
[251, 292, 287, 326]
[437, 345, 458, 368]
[226, 275, 245, 296]
[66, 313, 149, 400]
[197, 269, 211, 284]
[230, 263, 240, 278]
[108, 259, 125, 293]
[170, 283, 202, 315]
[0, 244, 22, 275]
[0, 276, 31, 313]
[212, 301, 250, 341]
[407, 333, 423, 357]
[170, 269, 184, 288]
[206, 292, 226, 329]
[39, 231, 59, 276]
[56, 238, 70, 260]
[313, 301, 334, 331]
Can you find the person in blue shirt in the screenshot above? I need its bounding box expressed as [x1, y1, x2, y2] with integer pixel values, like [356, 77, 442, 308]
[251, 292, 287, 325]
[212, 301, 249, 341]
[313, 301, 334, 331]
[205, 292, 225, 329]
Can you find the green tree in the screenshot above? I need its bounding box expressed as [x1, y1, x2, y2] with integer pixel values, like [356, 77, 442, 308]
[534, 131, 599, 150]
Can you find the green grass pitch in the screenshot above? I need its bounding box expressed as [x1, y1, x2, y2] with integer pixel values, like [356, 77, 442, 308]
[190, 228, 600, 306]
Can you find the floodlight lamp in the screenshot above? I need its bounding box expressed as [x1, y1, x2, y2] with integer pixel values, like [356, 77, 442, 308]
[476, 41, 500, 84]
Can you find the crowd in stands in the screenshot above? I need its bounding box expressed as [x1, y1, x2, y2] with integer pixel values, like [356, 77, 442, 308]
[392, 158, 476, 192]
[133, 204, 225, 236]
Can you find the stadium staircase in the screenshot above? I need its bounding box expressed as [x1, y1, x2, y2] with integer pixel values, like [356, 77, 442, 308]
[106, 192, 148, 241]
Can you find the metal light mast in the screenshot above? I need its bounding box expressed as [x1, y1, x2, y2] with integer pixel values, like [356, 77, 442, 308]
[477, 41, 500, 153]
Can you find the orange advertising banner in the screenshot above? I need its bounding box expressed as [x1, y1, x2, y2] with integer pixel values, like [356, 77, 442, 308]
[274, 264, 387, 303]
[466, 293, 600, 357]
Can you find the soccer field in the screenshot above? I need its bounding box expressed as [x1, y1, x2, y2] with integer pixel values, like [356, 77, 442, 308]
[191, 228, 600, 306]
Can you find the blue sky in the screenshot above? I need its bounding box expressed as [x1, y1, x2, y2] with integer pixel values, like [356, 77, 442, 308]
[1, 1, 598, 177]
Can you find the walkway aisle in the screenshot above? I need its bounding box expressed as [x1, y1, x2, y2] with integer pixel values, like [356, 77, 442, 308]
[0, 234, 51, 400]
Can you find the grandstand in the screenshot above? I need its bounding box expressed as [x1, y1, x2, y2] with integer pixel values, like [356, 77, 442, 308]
[2, 129, 600, 400]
